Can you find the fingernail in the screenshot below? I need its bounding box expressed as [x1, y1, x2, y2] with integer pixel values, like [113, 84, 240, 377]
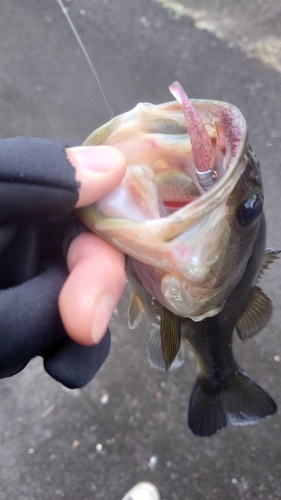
[91, 294, 115, 344]
[66, 145, 124, 173]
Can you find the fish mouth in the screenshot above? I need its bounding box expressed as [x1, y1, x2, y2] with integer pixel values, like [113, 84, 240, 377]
[81, 86, 248, 244]
[79, 83, 249, 319]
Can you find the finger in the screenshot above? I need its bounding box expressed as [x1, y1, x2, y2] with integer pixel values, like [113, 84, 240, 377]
[66, 145, 127, 208]
[59, 232, 126, 345]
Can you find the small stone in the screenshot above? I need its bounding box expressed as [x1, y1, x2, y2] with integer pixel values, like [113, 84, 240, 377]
[71, 440, 80, 450]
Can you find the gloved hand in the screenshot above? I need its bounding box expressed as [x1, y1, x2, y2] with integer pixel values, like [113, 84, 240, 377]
[0, 137, 126, 388]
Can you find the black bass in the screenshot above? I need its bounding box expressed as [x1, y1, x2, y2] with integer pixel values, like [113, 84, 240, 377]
[78, 82, 279, 436]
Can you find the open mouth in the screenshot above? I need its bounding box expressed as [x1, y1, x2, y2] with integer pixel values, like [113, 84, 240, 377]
[96, 82, 232, 222]
[78, 83, 250, 320]
[81, 81, 248, 245]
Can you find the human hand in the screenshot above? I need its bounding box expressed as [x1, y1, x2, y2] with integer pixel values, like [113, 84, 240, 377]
[60, 145, 127, 346]
[0, 137, 126, 387]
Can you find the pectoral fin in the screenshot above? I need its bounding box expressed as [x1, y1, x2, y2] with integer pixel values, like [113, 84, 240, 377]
[160, 306, 181, 370]
[128, 292, 144, 329]
[236, 286, 272, 340]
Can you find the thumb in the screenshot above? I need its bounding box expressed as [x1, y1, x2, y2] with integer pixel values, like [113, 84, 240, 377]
[66, 145, 127, 208]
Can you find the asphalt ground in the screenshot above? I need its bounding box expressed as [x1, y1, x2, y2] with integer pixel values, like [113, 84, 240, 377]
[0, 1, 281, 499]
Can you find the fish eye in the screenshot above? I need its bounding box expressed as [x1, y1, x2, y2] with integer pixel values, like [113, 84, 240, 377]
[236, 194, 263, 226]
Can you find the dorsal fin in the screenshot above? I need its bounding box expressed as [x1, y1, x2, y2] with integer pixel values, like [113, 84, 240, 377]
[236, 248, 281, 339]
[257, 248, 281, 282]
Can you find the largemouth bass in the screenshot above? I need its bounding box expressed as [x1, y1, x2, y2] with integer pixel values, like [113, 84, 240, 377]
[78, 82, 279, 436]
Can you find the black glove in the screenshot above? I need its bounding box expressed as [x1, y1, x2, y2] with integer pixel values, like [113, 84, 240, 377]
[0, 137, 110, 388]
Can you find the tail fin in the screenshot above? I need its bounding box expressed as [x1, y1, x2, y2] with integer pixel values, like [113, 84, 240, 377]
[188, 370, 277, 437]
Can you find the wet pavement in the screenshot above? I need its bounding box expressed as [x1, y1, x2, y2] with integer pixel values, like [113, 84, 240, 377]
[0, 1, 281, 499]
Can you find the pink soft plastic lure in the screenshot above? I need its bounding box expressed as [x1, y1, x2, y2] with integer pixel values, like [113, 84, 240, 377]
[169, 82, 217, 190]
[169, 82, 214, 172]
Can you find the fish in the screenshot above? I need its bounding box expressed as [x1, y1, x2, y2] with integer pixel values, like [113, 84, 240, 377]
[77, 82, 280, 436]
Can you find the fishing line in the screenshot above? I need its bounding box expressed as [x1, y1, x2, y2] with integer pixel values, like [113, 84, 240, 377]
[55, 0, 114, 118]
